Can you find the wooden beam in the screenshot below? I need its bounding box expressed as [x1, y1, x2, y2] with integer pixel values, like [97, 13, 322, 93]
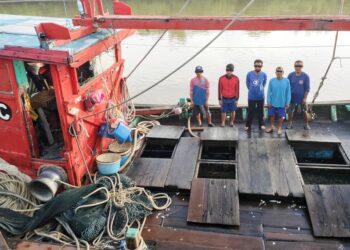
[73, 15, 350, 31]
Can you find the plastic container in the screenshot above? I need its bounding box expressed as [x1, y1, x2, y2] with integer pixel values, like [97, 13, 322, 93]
[96, 153, 121, 175]
[114, 122, 132, 143]
[99, 123, 132, 143]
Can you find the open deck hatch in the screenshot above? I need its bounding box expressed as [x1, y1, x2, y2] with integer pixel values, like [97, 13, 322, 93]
[200, 141, 236, 161]
[197, 162, 236, 179]
[291, 142, 348, 166]
[141, 139, 177, 159]
[300, 167, 350, 185]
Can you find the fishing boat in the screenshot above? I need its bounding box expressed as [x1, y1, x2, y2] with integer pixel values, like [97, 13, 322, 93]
[0, 0, 350, 249]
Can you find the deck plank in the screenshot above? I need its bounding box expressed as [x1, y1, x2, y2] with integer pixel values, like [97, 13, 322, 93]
[187, 178, 239, 226]
[286, 129, 341, 143]
[238, 138, 303, 197]
[14, 241, 82, 250]
[126, 158, 172, 188]
[165, 137, 200, 190]
[146, 125, 184, 140]
[265, 240, 343, 250]
[304, 184, 350, 237]
[142, 225, 264, 250]
[200, 127, 238, 141]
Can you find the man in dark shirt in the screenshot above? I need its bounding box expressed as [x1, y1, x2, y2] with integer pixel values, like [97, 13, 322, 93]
[287, 60, 311, 130]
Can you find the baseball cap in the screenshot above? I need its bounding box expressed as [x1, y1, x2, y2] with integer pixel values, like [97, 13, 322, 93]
[195, 66, 203, 73]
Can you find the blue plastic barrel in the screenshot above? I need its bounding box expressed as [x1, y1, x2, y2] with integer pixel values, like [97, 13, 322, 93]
[96, 153, 121, 175]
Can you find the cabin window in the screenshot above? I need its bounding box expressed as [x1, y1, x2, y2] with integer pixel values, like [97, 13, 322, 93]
[0, 64, 13, 93]
[77, 48, 116, 86]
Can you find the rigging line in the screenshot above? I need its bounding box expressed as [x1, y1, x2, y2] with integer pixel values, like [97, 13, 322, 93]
[62, 0, 70, 27]
[79, 0, 256, 120]
[311, 0, 344, 104]
[125, 0, 191, 79]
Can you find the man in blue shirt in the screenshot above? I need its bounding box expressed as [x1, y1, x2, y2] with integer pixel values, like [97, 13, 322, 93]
[245, 59, 267, 131]
[265, 66, 291, 135]
[287, 60, 311, 130]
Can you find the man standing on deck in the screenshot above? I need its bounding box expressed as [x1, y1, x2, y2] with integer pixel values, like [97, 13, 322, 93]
[286, 60, 311, 130]
[190, 66, 214, 127]
[265, 66, 291, 135]
[218, 64, 240, 127]
[245, 59, 267, 131]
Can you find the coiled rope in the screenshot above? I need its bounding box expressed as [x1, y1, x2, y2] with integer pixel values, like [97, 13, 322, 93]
[0, 172, 40, 216]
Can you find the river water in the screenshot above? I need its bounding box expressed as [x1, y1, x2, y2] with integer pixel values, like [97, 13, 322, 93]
[1, 0, 350, 105]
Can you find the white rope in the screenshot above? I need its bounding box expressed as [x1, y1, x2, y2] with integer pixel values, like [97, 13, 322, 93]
[0, 172, 40, 216]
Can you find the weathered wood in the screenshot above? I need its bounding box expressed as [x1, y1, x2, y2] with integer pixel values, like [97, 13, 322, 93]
[142, 225, 264, 250]
[286, 129, 341, 143]
[265, 240, 343, 250]
[126, 158, 172, 188]
[238, 138, 304, 197]
[187, 178, 239, 226]
[155, 241, 224, 250]
[165, 137, 200, 189]
[200, 127, 238, 141]
[14, 241, 84, 250]
[146, 125, 184, 140]
[264, 231, 315, 242]
[304, 184, 350, 237]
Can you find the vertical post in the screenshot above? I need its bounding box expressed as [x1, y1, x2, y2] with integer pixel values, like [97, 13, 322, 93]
[242, 107, 247, 121]
[331, 105, 337, 122]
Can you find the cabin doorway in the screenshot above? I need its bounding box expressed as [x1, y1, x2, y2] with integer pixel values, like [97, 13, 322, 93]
[19, 61, 65, 160]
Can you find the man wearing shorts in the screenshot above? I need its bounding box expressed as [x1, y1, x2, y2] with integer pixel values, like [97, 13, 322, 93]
[287, 60, 311, 130]
[190, 66, 214, 127]
[218, 63, 240, 127]
[265, 66, 291, 135]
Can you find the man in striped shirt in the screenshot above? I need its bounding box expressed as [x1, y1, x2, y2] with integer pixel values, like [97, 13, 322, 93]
[190, 66, 214, 127]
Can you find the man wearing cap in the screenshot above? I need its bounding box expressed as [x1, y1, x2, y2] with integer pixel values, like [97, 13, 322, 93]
[287, 60, 311, 130]
[245, 59, 267, 131]
[218, 64, 240, 127]
[265, 66, 291, 135]
[190, 66, 214, 127]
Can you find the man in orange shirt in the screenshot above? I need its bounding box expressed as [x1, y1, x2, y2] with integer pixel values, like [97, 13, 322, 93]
[218, 64, 240, 127]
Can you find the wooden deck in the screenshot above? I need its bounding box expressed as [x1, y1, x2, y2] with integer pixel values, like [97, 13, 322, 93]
[165, 137, 200, 190]
[126, 158, 172, 188]
[146, 125, 185, 140]
[304, 184, 350, 237]
[200, 127, 239, 141]
[187, 178, 240, 226]
[286, 129, 341, 143]
[136, 122, 350, 249]
[238, 138, 304, 197]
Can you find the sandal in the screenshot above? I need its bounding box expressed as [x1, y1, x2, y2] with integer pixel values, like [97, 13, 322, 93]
[277, 129, 282, 135]
[265, 127, 274, 133]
